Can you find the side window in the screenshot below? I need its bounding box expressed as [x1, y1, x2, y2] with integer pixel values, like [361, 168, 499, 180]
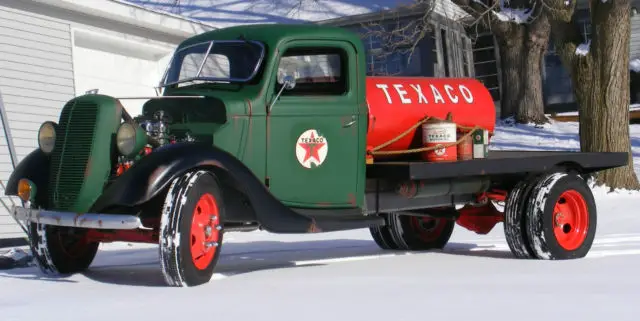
[276, 47, 347, 96]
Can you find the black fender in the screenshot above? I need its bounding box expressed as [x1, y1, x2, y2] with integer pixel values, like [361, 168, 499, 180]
[4, 148, 50, 205]
[90, 142, 317, 233]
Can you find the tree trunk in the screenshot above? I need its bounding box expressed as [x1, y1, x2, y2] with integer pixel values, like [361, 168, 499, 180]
[497, 40, 524, 118]
[449, 0, 549, 123]
[581, 2, 639, 190]
[546, 0, 640, 190]
[515, 12, 550, 124]
[515, 42, 548, 123]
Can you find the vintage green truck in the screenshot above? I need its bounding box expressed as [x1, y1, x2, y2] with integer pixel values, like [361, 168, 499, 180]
[5, 24, 628, 287]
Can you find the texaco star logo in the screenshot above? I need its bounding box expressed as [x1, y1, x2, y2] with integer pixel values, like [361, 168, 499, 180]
[296, 129, 328, 168]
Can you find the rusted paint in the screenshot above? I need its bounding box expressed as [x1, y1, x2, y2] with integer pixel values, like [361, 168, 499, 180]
[245, 99, 253, 159]
[85, 158, 93, 178]
[245, 98, 253, 117]
[114, 100, 124, 120]
[347, 193, 357, 206]
[307, 219, 322, 233]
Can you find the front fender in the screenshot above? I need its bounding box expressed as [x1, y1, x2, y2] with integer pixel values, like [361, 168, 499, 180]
[5, 149, 49, 204]
[90, 142, 314, 233]
[91, 143, 241, 210]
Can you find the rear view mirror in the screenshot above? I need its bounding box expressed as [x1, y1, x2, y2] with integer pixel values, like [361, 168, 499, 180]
[278, 74, 296, 90]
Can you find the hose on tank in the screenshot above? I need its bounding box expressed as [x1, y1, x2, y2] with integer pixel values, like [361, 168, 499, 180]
[368, 115, 490, 156]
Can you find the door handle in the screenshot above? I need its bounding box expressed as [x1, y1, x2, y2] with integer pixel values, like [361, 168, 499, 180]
[343, 116, 356, 128]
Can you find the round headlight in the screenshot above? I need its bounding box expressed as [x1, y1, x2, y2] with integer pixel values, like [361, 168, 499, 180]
[38, 121, 57, 154]
[116, 122, 137, 156]
[116, 122, 147, 158]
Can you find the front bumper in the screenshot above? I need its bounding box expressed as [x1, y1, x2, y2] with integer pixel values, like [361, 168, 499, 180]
[11, 206, 142, 230]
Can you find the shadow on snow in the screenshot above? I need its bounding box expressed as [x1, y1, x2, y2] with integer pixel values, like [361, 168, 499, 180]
[0, 238, 516, 287]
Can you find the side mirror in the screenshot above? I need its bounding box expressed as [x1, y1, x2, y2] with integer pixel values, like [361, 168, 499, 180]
[270, 74, 296, 112]
[278, 74, 296, 90]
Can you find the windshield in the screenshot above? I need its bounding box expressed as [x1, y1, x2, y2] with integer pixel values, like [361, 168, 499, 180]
[160, 40, 265, 87]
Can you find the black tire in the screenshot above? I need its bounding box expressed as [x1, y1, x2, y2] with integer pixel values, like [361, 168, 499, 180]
[503, 177, 538, 259]
[159, 170, 225, 287]
[28, 222, 99, 275]
[369, 214, 400, 250]
[525, 172, 597, 260]
[387, 211, 455, 251]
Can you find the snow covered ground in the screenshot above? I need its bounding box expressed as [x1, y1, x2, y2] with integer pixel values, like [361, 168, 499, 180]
[1, 119, 639, 321]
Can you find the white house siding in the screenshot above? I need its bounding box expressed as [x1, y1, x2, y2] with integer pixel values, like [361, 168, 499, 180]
[0, 6, 75, 240]
[73, 46, 170, 116]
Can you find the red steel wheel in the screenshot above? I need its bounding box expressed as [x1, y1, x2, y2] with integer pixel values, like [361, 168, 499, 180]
[525, 172, 597, 260]
[160, 170, 225, 287]
[552, 190, 589, 251]
[408, 216, 449, 243]
[190, 193, 221, 270]
[387, 210, 456, 251]
[28, 223, 99, 275]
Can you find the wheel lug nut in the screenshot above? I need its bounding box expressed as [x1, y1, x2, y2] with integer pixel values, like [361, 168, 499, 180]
[205, 241, 218, 248]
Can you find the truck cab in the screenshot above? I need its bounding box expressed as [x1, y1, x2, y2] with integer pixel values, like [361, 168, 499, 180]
[150, 24, 368, 210]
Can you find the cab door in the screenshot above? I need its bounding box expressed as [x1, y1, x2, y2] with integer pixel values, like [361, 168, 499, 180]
[265, 40, 362, 209]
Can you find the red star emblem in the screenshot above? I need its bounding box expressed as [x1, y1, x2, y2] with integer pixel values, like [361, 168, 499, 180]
[298, 132, 326, 163]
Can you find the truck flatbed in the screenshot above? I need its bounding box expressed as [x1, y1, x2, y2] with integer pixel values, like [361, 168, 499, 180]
[367, 151, 629, 180]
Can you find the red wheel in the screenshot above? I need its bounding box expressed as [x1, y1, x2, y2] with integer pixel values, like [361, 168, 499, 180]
[525, 173, 597, 260]
[160, 170, 225, 287]
[28, 223, 99, 275]
[408, 216, 449, 243]
[190, 193, 221, 270]
[387, 210, 456, 251]
[552, 190, 589, 251]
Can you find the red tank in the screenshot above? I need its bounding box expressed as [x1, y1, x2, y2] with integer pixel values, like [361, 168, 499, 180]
[365, 77, 496, 156]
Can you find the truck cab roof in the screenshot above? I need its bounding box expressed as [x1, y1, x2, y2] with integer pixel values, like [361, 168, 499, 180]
[177, 23, 365, 53]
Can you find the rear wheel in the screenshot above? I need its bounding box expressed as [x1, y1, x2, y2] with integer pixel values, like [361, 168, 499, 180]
[387, 211, 455, 251]
[369, 215, 399, 250]
[159, 170, 224, 287]
[29, 222, 99, 275]
[504, 177, 538, 259]
[524, 173, 596, 260]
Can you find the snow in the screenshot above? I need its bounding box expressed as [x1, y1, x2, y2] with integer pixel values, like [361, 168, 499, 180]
[631, 59, 640, 72]
[1, 119, 639, 320]
[492, 8, 532, 24]
[576, 40, 591, 56]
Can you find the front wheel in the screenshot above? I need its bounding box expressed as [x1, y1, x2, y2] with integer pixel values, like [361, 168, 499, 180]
[29, 223, 99, 275]
[159, 170, 225, 287]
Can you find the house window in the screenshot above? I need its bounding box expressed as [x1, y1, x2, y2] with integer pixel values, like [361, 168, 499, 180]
[471, 33, 500, 101]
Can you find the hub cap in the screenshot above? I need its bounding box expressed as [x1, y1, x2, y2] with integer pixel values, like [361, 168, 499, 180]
[553, 190, 589, 251]
[190, 193, 221, 270]
[408, 217, 447, 242]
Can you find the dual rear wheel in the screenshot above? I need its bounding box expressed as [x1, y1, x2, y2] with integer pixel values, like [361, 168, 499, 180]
[504, 172, 597, 260]
[370, 210, 456, 251]
[370, 172, 597, 261]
